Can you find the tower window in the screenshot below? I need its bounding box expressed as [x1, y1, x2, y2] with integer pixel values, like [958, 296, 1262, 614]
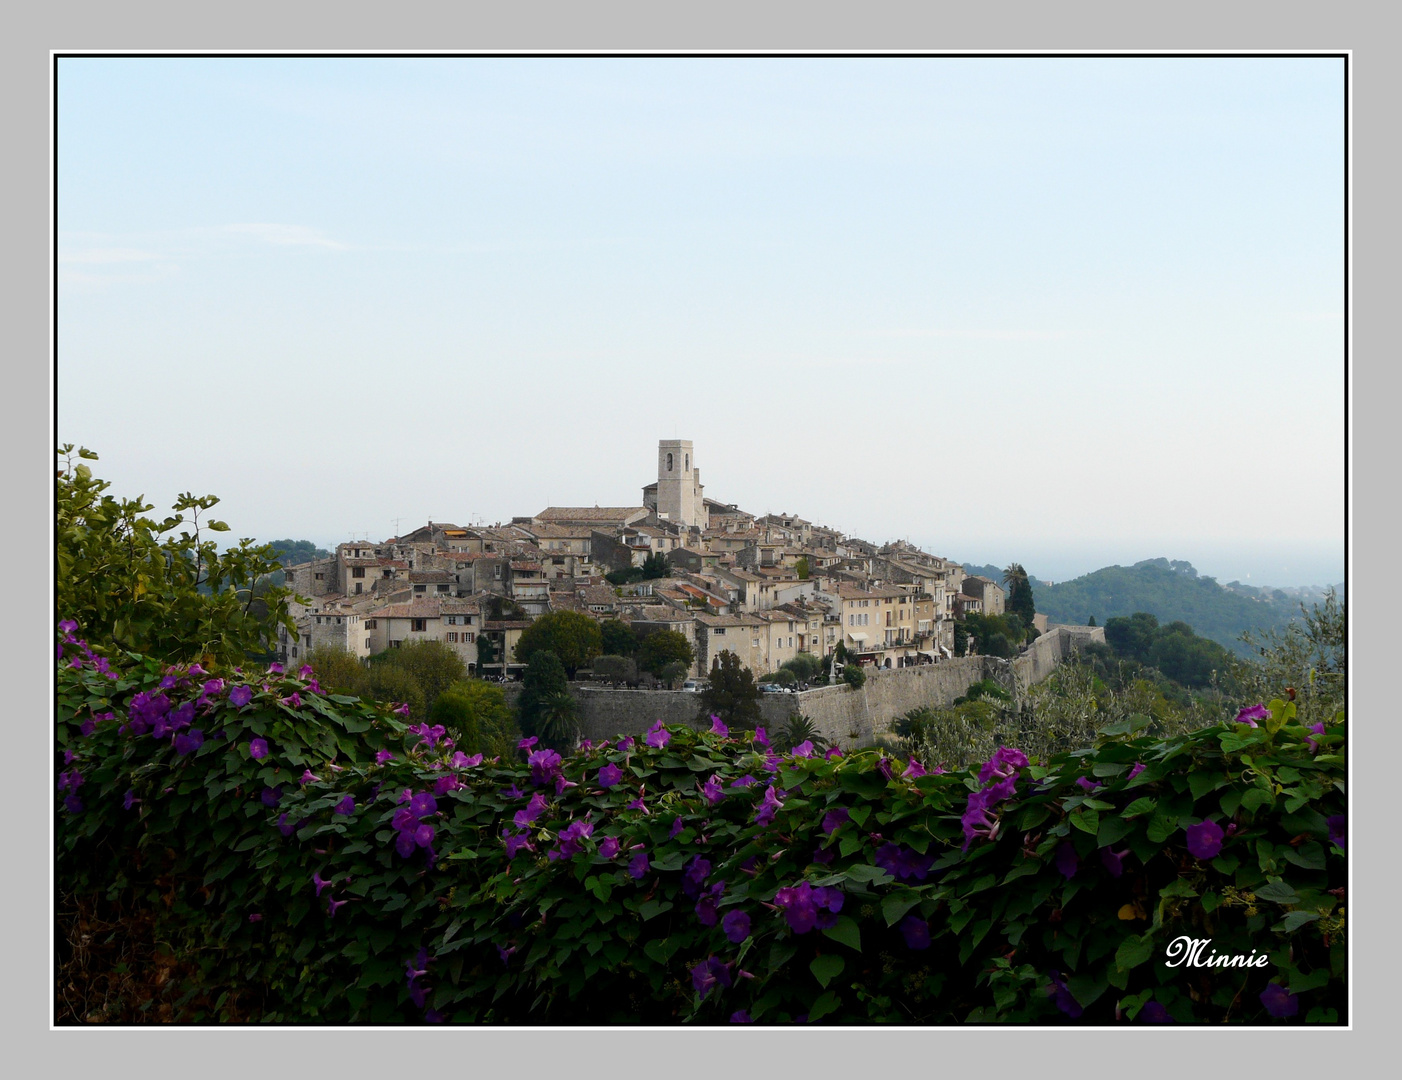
[666, 453, 673, 471]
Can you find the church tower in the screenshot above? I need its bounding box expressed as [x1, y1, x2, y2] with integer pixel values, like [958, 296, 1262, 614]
[655, 439, 704, 527]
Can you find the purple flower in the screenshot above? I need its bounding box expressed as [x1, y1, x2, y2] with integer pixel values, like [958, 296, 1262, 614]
[695, 881, 726, 926]
[1235, 703, 1270, 727]
[822, 807, 850, 835]
[452, 751, 483, 769]
[63, 794, 84, 813]
[518, 735, 539, 751]
[414, 823, 436, 849]
[1100, 846, 1130, 878]
[551, 818, 594, 860]
[723, 909, 751, 944]
[334, 795, 355, 816]
[874, 842, 937, 882]
[690, 956, 734, 1001]
[497, 944, 518, 966]
[701, 774, 725, 806]
[812, 844, 835, 866]
[903, 756, 927, 779]
[79, 718, 96, 737]
[281, 692, 302, 710]
[682, 856, 712, 897]
[391, 702, 409, 718]
[730, 1010, 752, 1023]
[645, 722, 671, 749]
[267, 662, 284, 675]
[1139, 1001, 1175, 1023]
[825, 746, 843, 760]
[277, 814, 296, 838]
[248, 913, 263, 923]
[249, 738, 269, 760]
[123, 789, 139, 810]
[627, 852, 650, 880]
[599, 835, 621, 859]
[327, 897, 349, 918]
[528, 748, 564, 786]
[410, 792, 438, 818]
[514, 792, 549, 829]
[1127, 762, 1146, 781]
[900, 915, 931, 950]
[1054, 840, 1080, 880]
[503, 828, 535, 860]
[229, 685, 254, 708]
[1076, 776, 1103, 793]
[1185, 820, 1225, 860]
[434, 775, 461, 795]
[1306, 721, 1327, 754]
[710, 715, 728, 737]
[261, 786, 282, 808]
[753, 726, 770, 749]
[300, 769, 320, 785]
[978, 746, 1029, 785]
[59, 618, 78, 634]
[754, 784, 785, 827]
[961, 793, 999, 851]
[876, 757, 894, 782]
[375, 749, 394, 765]
[670, 816, 686, 839]
[729, 774, 757, 789]
[1046, 970, 1082, 1018]
[1260, 982, 1299, 1018]
[173, 729, 204, 756]
[617, 736, 635, 752]
[791, 740, 815, 759]
[626, 794, 650, 815]
[1327, 814, 1345, 850]
[313, 871, 334, 897]
[598, 762, 623, 789]
[502, 783, 524, 800]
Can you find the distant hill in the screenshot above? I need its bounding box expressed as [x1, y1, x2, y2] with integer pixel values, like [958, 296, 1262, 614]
[991, 558, 1332, 659]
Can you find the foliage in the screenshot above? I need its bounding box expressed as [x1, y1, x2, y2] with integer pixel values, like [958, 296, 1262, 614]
[605, 566, 645, 586]
[266, 539, 331, 567]
[637, 630, 695, 678]
[591, 655, 636, 686]
[428, 680, 520, 760]
[697, 650, 761, 727]
[780, 654, 823, 683]
[962, 613, 1030, 656]
[365, 664, 426, 722]
[953, 623, 969, 657]
[640, 552, 671, 580]
[600, 619, 640, 658]
[1237, 589, 1345, 727]
[1003, 563, 1036, 626]
[369, 639, 466, 713]
[485, 596, 528, 621]
[842, 664, 866, 690]
[1102, 613, 1239, 689]
[306, 645, 372, 699]
[772, 714, 829, 755]
[531, 691, 581, 751]
[476, 633, 499, 668]
[56, 624, 1346, 1025]
[513, 610, 603, 678]
[1032, 558, 1321, 659]
[770, 669, 797, 687]
[56, 446, 296, 666]
[517, 651, 573, 750]
[795, 557, 810, 580]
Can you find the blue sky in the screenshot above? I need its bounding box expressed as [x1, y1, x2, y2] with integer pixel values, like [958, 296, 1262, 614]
[57, 57, 1346, 585]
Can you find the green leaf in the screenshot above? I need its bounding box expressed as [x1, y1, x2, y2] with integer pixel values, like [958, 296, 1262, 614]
[807, 990, 842, 1023]
[1188, 771, 1225, 801]
[1276, 911, 1321, 933]
[882, 892, 922, 927]
[1240, 787, 1273, 813]
[810, 954, 845, 988]
[821, 915, 862, 953]
[1069, 807, 1099, 835]
[637, 899, 674, 921]
[1115, 933, 1155, 971]
[1121, 797, 1156, 818]
[643, 938, 680, 964]
[844, 864, 894, 886]
[1066, 970, 1110, 1009]
[1254, 880, 1301, 905]
[1097, 815, 1136, 848]
[1283, 842, 1326, 871]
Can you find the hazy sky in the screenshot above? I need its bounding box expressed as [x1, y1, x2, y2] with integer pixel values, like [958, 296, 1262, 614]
[57, 57, 1346, 586]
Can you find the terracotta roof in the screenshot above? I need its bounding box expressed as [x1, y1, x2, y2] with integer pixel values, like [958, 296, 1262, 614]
[537, 506, 649, 523]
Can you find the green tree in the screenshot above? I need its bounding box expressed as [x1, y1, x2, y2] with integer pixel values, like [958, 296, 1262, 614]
[365, 664, 425, 720]
[658, 660, 690, 689]
[592, 655, 635, 686]
[600, 618, 640, 657]
[842, 664, 866, 690]
[780, 653, 822, 682]
[306, 645, 371, 697]
[266, 539, 330, 567]
[428, 679, 520, 758]
[530, 690, 581, 752]
[369, 638, 465, 713]
[637, 629, 695, 677]
[518, 650, 573, 748]
[476, 633, 499, 668]
[513, 610, 603, 677]
[56, 446, 296, 666]
[640, 552, 670, 580]
[697, 650, 761, 727]
[794, 556, 810, 580]
[1003, 562, 1036, 627]
[1104, 612, 1159, 662]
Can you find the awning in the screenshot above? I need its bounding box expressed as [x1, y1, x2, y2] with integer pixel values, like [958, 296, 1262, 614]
[848, 633, 867, 642]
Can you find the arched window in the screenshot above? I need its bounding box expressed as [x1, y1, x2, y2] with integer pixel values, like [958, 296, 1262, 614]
[666, 453, 673, 471]
[685, 454, 689, 471]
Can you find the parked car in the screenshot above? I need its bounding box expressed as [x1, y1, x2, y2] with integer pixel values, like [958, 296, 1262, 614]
[681, 680, 706, 692]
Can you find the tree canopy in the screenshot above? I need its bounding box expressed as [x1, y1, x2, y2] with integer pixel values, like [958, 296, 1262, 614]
[637, 629, 695, 677]
[697, 650, 761, 726]
[600, 619, 639, 658]
[512, 610, 603, 677]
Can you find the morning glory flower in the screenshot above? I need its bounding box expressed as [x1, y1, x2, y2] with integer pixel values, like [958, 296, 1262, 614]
[261, 786, 282, 808]
[392, 703, 409, 718]
[414, 824, 436, 849]
[753, 727, 770, 749]
[64, 794, 84, 813]
[627, 852, 650, 880]
[903, 756, 927, 779]
[626, 795, 650, 815]
[267, 663, 284, 675]
[899, 915, 931, 950]
[690, 956, 734, 1001]
[723, 909, 751, 944]
[327, 897, 349, 918]
[730, 774, 757, 789]
[395, 830, 417, 858]
[1327, 814, 1345, 850]
[822, 807, 850, 835]
[1305, 722, 1327, 754]
[874, 842, 937, 882]
[1260, 983, 1299, 1018]
[410, 792, 438, 818]
[518, 736, 539, 751]
[670, 817, 686, 839]
[123, 789, 139, 810]
[503, 783, 524, 800]
[825, 746, 843, 760]
[334, 795, 355, 816]
[1100, 847, 1130, 878]
[1139, 1001, 1175, 1023]
[229, 685, 254, 708]
[961, 795, 999, 851]
[754, 785, 785, 827]
[375, 750, 394, 765]
[528, 748, 564, 786]
[791, 741, 814, 759]
[503, 829, 536, 860]
[978, 746, 1029, 785]
[1127, 762, 1146, 781]
[695, 881, 726, 927]
[1046, 970, 1082, 1018]
[1054, 840, 1080, 880]
[599, 835, 621, 859]
[173, 729, 204, 756]
[701, 774, 725, 806]
[1185, 820, 1225, 860]
[598, 762, 623, 789]
[514, 792, 549, 828]
[452, 751, 483, 769]
[248, 913, 263, 923]
[59, 618, 78, 634]
[249, 738, 269, 760]
[1235, 703, 1270, 727]
[1075, 777, 1104, 793]
[730, 1011, 752, 1023]
[710, 715, 728, 737]
[300, 770, 320, 785]
[645, 722, 671, 750]
[313, 871, 334, 897]
[617, 736, 635, 752]
[79, 718, 96, 737]
[682, 856, 712, 897]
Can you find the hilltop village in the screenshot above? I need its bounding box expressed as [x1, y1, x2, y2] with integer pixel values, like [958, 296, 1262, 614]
[277, 440, 1009, 681]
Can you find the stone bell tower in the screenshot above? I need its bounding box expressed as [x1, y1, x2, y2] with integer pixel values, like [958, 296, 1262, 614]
[655, 439, 705, 527]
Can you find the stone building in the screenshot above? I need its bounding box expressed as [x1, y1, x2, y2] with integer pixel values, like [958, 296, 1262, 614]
[641, 439, 707, 528]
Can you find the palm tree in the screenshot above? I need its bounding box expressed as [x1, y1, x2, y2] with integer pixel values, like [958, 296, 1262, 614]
[533, 690, 580, 751]
[1002, 563, 1029, 594]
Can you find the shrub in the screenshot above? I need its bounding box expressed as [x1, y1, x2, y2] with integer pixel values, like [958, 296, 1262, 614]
[513, 611, 603, 678]
[591, 655, 635, 686]
[428, 680, 519, 759]
[697, 650, 761, 727]
[637, 629, 695, 678]
[369, 639, 465, 713]
[842, 664, 866, 690]
[56, 622, 1346, 1026]
[780, 654, 822, 683]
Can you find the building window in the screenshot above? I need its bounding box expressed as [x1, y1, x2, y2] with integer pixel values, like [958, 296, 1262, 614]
[446, 632, 459, 643]
[447, 616, 457, 625]
[365, 619, 377, 629]
[411, 619, 427, 632]
[415, 585, 426, 594]
[466, 632, 475, 642]
[352, 568, 365, 578]
[666, 452, 674, 471]
[314, 573, 324, 581]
